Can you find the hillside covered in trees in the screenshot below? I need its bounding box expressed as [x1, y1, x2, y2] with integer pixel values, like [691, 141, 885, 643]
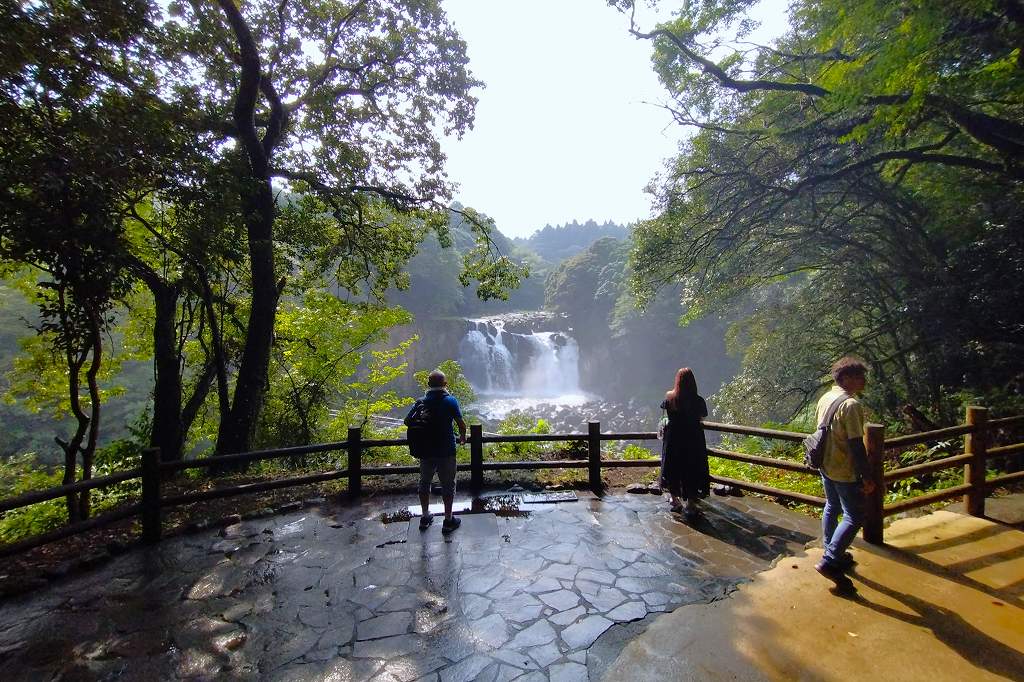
[513, 220, 630, 264]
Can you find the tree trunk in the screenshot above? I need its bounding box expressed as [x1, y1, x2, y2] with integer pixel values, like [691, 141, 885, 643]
[57, 287, 86, 524]
[196, 270, 230, 419]
[78, 307, 103, 519]
[182, 360, 217, 436]
[216, 180, 278, 454]
[213, 0, 286, 456]
[150, 281, 184, 462]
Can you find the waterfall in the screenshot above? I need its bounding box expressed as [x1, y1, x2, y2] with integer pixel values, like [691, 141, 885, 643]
[458, 318, 581, 397]
[458, 322, 515, 393]
[521, 332, 580, 397]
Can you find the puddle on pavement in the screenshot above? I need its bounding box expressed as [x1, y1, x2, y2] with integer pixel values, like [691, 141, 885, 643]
[380, 490, 580, 524]
[380, 509, 413, 524]
[474, 494, 531, 517]
[521, 491, 578, 504]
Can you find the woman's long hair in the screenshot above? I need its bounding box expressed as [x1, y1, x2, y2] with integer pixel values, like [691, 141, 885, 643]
[665, 367, 698, 410]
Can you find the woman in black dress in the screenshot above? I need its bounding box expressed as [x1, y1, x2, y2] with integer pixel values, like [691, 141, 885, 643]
[660, 367, 710, 516]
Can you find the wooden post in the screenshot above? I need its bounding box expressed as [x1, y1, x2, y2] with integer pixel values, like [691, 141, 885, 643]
[348, 427, 362, 498]
[862, 423, 885, 545]
[470, 424, 483, 494]
[141, 447, 162, 543]
[964, 406, 988, 517]
[588, 421, 603, 495]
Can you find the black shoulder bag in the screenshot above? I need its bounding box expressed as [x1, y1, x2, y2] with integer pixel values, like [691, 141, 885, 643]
[803, 394, 850, 470]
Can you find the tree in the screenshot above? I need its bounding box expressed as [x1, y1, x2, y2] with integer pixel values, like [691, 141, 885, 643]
[2, 0, 526, 468]
[0, 0, 176, 514]
[414, 359, 475, 407]
[158, 0, 499, 454]
[613, 0, 1024, 421]
[260, 293, 413, 447]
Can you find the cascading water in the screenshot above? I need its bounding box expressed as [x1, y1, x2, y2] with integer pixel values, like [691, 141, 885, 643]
[458, 322, 516, 393]
[520, 332, 581, 396]
[458, 316, 588, 419]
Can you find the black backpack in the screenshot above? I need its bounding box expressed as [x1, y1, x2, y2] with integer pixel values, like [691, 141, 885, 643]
[404, 398, 447, 459]
[803, 394, 850, 470]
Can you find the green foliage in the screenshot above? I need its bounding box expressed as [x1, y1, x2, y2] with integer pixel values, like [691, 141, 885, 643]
[256, 293, 415, 449]
[0, 454, 66, 543]
[5, 331, 127, 420]
[620, 444, 657, 461]
[491, 411, 552, 461]
[89, 425, 146, 512]
[618, 0, 1024, 423]
[514, 220, 629, 265]
[413, 359, 476, 407]
[544, 235, 738, 400]
[716, 434, 825, 501]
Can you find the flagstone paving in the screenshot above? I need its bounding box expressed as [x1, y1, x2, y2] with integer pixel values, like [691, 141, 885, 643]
[0, 491, 818, 681]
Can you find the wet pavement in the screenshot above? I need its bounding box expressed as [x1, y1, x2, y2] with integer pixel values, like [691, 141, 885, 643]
[603, 502, 1024, 682]
[0, 490, 818, 681]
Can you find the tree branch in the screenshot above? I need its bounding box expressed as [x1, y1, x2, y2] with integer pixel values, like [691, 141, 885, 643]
[216, 0, 268, 174]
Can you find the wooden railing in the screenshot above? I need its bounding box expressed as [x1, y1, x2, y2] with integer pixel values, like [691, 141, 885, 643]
[1, 407, 1021, 557]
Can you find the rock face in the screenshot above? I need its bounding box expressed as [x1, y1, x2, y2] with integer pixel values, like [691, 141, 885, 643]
[475, 311, 566, 335]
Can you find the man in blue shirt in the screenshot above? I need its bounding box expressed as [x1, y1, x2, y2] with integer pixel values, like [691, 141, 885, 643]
[409, 370, 467, 534]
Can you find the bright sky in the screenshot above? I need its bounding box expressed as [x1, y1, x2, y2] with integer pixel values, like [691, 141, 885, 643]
[441, 0, 790, 239]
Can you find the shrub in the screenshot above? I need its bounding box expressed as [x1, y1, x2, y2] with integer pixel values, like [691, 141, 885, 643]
[0, 453, 66, 543]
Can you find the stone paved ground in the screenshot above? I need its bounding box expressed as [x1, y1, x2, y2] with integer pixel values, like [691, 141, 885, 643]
[0, 490, 818, 681]
[602, 501, 1024, 682]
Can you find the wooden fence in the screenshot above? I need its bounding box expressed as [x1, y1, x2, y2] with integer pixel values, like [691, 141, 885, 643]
[1, 406, 1021, 557]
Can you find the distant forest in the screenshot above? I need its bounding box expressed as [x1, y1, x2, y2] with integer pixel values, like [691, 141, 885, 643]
[513, 220, 629, 264]
[388, 214, 630, 320]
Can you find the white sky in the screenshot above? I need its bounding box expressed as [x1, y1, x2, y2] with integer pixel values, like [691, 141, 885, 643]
[440, 0, 790, 239]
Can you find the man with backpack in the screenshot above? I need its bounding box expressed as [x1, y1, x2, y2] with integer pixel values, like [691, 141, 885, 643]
[814, 356, 874, 592]
[405, 370, 467, 534]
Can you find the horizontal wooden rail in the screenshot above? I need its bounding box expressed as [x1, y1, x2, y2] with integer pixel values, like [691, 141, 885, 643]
[0, 468, 143, 514]
[0, 503, 142, 559]
[709, 447, 817, 474]
[160, 442, 349, 473]
[480, 434, 588, 443]
[989, 415, 1024, 427]
[363, 465, 419, 475]
[702, 421, 806, 442]
[883, 453, 973, 482]
[161, 469, 349, 507]
[986, 470, 1024, 488]
[710, 475, 826, 507]
[601, 458, 661, 468]
[987, 442, 1024, 458]
[884, 424, 975, 449]
[884, 483, 974, 515]
[598, 432, 657, 441]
